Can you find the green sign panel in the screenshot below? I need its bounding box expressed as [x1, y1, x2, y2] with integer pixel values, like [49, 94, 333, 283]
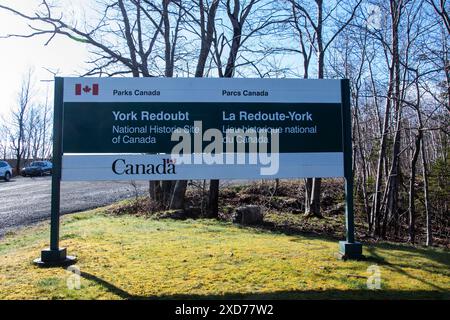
[63, 102, 343, 153]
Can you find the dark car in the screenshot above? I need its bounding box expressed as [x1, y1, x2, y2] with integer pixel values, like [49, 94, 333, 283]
[21, 161, 53, 177]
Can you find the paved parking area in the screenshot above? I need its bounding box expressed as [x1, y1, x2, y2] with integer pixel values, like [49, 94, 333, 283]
[0, 176, 148, 236]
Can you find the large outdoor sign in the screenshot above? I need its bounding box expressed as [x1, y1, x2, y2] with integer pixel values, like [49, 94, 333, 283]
[33, 77, 362, 267]
[60, 78, 347, 181]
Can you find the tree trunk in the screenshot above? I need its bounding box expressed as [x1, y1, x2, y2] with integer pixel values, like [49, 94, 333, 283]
[154, 181, 163, 202]
[162, 0, 173, 78]
[149, 181, 155, 200]
[421, 130, 432, 246]
[304, 178, 312, 215]
[383, 0, 402, 239]
[408, 131, 421, 243]
[207, 179, 220, 217]
[371, 67, 395, 237]
[384, 115, 402, 238]
[355, 98, 371, 228]
[311, 177, 322, 217]
[162, 180, 173, 207]
[170, 180, 187, 209]
[306, 0, 324, 218]
[194, 0, 219, 217]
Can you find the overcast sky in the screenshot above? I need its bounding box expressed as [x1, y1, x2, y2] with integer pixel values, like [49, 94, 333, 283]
[0, 0, 89, 119]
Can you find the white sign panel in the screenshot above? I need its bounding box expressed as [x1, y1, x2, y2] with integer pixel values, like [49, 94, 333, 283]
[63, 77, 342, 103]
[62, 153, 344, 181]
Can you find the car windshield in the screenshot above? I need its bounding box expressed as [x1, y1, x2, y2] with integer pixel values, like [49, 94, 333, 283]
[30, 162, 44, 167]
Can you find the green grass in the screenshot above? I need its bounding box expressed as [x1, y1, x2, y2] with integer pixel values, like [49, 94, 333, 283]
[0, 208, 449, 300]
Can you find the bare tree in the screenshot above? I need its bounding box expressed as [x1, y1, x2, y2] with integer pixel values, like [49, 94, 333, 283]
[170, 0, 220, 211]
[7, 70, 34, 174]
[427, 0, 450, 34]
[0, 123, 9, 160]
[207, 0, 283, 217]
[289, 0, 362, 217]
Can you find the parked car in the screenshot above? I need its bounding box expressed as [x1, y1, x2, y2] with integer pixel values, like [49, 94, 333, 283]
[0, 161, 13, 182]
[21, 161, 53, 177]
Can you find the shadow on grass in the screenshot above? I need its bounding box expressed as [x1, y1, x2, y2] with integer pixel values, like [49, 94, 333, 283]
[80, 271, 448, 300]
[364, 246, 449, 291]
[233, 221, 449, 266]
[365, 242, 450, 267]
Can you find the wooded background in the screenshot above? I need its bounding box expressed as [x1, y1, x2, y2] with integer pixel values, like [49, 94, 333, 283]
[0, 0, 448, 246]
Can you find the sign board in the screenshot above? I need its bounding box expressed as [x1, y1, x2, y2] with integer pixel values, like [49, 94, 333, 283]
[60, 78, 348, 181]
[33, 77, 362, 267]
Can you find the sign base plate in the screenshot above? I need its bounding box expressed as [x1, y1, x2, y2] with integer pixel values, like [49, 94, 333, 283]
[338, 241, 363, 260]
[33, 247, 77, 268]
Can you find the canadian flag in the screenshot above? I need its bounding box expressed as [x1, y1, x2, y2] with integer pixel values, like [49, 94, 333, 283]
[75, 83, 99, 95]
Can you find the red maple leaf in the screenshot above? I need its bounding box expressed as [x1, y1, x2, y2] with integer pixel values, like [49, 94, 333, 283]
[83, 85, 91, 93]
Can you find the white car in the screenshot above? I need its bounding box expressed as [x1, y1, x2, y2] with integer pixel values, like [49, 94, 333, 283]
[0, 161, 12, 182]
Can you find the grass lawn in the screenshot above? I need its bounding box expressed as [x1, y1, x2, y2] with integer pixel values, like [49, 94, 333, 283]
[0, 207, 449, 300]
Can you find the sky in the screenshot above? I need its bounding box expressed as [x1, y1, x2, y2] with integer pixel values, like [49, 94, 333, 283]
[0, 0, 311, 121]
[0, 0, 89, 119]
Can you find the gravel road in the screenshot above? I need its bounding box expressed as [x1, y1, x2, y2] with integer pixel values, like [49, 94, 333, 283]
[0, 176, 148, 237]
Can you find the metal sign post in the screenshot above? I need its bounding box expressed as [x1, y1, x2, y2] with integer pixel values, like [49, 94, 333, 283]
[34, 78, 76, 267]
[34, 77, 362, 267]
[338, 79, 362, 260]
